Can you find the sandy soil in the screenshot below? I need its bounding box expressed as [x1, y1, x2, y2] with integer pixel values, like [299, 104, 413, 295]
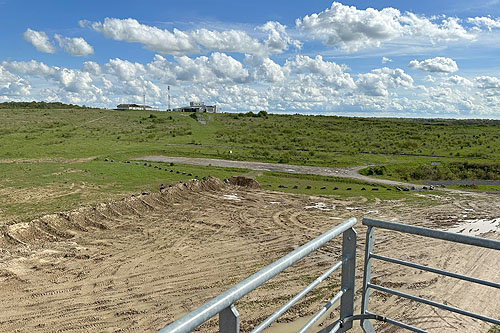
[0, 179, 499, 332]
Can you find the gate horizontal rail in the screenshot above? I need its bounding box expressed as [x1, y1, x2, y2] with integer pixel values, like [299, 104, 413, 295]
[363, 218, 500, 250]
[361, 217, 500, 332]
[251, 258, 345, 333]
[159, 217, 357, 333]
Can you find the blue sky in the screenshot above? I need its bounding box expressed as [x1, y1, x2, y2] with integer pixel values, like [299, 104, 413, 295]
[1, 0, 500, 117]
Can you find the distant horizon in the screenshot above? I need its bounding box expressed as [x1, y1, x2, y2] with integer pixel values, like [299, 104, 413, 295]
[5, 99, 500, 121]
[1, 0, 500, 118]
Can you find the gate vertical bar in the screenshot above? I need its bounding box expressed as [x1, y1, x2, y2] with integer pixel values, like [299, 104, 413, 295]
[339, 227, 357, 332]
[361, 225, 375, 333]
[219, 304, 239, 333]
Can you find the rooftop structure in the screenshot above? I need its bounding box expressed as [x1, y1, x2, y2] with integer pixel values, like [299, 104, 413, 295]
[116, 104, 159, 111]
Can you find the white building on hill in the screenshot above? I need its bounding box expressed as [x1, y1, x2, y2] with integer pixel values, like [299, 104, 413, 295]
[174, 101, 218, 113]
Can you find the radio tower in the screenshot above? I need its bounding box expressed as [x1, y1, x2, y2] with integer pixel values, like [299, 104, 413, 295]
[142, 79, 146, 111]
[168, 85, 171, 111]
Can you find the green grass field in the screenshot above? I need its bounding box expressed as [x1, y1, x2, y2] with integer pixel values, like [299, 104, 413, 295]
[2, 104, 499, 221]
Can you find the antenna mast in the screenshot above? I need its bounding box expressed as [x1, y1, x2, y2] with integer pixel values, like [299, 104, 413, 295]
[143, 80, 146, 111]
[168, 85, 171, 111]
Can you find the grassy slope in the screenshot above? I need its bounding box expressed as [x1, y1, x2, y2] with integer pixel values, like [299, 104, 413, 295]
[3, 108, 500, 164]
[3, 107, 499, 221]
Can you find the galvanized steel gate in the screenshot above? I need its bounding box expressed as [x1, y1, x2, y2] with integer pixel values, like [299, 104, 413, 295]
[159, 217, 500, 333]
[360, 218, 500, 333]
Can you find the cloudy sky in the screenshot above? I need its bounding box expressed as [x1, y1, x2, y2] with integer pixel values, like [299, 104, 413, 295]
[1, 0, 500, 117]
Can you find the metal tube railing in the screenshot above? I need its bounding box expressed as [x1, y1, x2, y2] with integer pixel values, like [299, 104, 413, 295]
[363, 218, 500, 250]
[317, 314, 387, 333]
[371, 253, 500, 290]
[251, 258, 346, 333]
[365, 312, 428, 333]
[159, 217, 357, 333]
[368, 283, 500, 326]
[361, 217, 500, 333]
[298, 288, 346, 333]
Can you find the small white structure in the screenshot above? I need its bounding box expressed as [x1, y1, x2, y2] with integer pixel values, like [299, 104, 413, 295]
[431, 161, 441, 166]
[117, 104, 159, 111]
[174, 101, 218, 113]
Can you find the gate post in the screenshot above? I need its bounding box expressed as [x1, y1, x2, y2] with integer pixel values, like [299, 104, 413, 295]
[219, 304, 240, 333]
[361, 224, 375, 333]
[339, 227, 357, 332]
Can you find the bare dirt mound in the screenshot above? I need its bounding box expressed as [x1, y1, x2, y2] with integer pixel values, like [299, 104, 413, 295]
[228, 176, 261, 189]
[0, 181, 499, 332]
[1, 178, 226, 250]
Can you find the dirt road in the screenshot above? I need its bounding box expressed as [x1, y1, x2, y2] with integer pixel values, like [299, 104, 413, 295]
[138, 155, 424, 189]
[1, 178, 499, 332]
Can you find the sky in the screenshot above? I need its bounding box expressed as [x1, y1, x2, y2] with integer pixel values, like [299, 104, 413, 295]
[1, 0, 500, 118]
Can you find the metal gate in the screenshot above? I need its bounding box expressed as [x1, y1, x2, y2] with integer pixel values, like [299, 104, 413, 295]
[158, 217, 500, 332]
[360, 218, 500, 332]
[159, 218, 357, 333]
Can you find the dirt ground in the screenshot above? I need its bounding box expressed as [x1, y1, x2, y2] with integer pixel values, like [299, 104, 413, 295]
[0, 178, 499, 332]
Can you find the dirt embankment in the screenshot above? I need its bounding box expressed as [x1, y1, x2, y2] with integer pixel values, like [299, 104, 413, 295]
[0, 178, 499, 332]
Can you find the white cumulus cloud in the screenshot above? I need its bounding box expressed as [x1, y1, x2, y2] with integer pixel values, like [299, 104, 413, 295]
[0, 65, 31, 96]
[409, 57, 458, 73]
[2, 59, 56, 76]
[205, 52, 250, 83]
[190, 28, 263, 54]
[475, 76, 500, 97]
[82, 17, 298, 56]
[82, 18, 200, 55]
[400, 14, 474, 42]
[105, 58, 146, 81]
[257, 21, 302, 53]
[296, 2, 476, 52]
[54, 34, 94, 56]
[468, 16, 500, 31]
[2, 60, 101, 94]
[23, 29, 56, 54]
[356, 67, 413, 96]
[172, 53, 250, 83]
[82, 61, 101, 75]
[285, 55, 355, 89]
[245, 55, 287, 83]
[448, 75, 473, 86]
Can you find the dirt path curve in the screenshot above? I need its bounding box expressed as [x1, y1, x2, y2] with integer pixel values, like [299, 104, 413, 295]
[138, 155, 426, 189]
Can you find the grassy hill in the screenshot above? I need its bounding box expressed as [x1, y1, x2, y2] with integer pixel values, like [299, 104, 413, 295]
[1, 106, 500, 221]
[3, 107, 500, 164]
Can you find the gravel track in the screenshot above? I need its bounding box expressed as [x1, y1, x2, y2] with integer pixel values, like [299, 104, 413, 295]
[137, 155, 424, 189]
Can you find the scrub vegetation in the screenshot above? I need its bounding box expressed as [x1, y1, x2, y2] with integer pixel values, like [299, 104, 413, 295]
[2, 104, 500, 220]
[361, 162, 500, 181]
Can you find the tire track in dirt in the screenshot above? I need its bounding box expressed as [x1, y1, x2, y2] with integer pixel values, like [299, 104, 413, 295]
[0, 179, 499, 332]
